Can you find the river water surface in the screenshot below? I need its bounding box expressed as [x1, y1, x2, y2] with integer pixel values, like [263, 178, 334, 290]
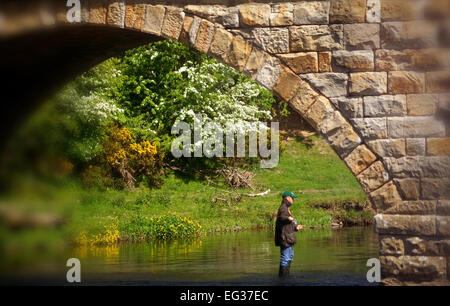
[4, 226, 379, 286]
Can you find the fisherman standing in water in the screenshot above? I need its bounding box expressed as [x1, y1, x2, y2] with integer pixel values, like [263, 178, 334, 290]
[275, 191, 304, 278]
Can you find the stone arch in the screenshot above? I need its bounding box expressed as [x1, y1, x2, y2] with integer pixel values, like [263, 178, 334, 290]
[1, 0, 450, 285]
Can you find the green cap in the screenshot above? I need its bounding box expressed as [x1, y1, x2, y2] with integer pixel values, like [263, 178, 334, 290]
[282, 191, 298, 198]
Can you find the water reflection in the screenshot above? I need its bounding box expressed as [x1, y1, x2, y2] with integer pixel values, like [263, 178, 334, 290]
[2, 227, 379, 285]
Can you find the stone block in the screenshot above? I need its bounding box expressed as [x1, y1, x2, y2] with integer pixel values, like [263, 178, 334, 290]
[421, 156, 450, 178]
[394, 178, 420, 200]
[178, 15, 194, 46]
[387, 116, 446, 138]
[267, 3, 292, 26]
[252, 27, 289, 54]
[351, 117, 387, 140]
[142, 4, 165, 36]
[381, 21, 438, 49]
[437, 200, 450, 216]
[228, 35, 253, 72]
[125, 2, 145, 30]
[290, 25, 343, 51]
[374, 214, 436, 236]
[332, 50, 374, 72]
[380, 0, 423, 21]
[375, 49, 450, 71]
[437, 216, 450, 236]
[208, 27, 233, 62]
[344, 23, 380, 50]
[426, 71, 450, 93]
[289, 80, 321, 115]
[243, 47, 268, 80]
[421, 178, 450, 200]
[363, 95, 406, 117]
[183, 5, 228, 20]
[369, 181, 403, 211]
[270, 3, 294, 26]
[293, 1, 330, 25]
[300, 73, 348, 97]
[367, 139, 406, 158]
[406, 138, 426, 156]
[380, 255, 446, 282]
[238, 3, 271, 27]
[380, 236, 404, 255]
[329, 0, 366, 23]
[220, 7, 239, 28]
[193, 19, 215, 54]
[303, 96, 335, 131]
[273, 66, 302, 102]
[278, 52, 318, 74]
[89, 0, 107, 24]
[404, 237, 449, 256]
[383, 156, 422, 178]
[406, 94, 439, 116]
[424, 0, 450, 19]
[255, 56, 281, 90]
[326, 120, 362, 156]
[330, 96, 363, 118]
[384, 201, 436, 215]
[357, 160, 389, 192]
[427, 138, 450, 156]
[344, 145, 377, 175]
[321, 110, 352, 138]
[318, 51, 332, 72]
[349, 72, 387, 96]
[106, 1, 125, 27]
[161, 7, 184, 40]
[187, 17, 202, 46]
[388, 71, 425, 94]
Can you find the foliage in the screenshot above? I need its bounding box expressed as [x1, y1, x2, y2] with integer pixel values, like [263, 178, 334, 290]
[0, 58, 123, 189]
[112, 40, 279, 170]
[74, 223, 120, 246]
[101, 125, 164, 188]
[119, 214, 202, 241]
[49, 58, 125, 166]
[115, 40, 276, 138]
[73, 214, 202, 245]
[2, 40, 281, 190]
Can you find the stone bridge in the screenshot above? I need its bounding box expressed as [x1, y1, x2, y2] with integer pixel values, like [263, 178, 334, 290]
[1, 0, 450, 285]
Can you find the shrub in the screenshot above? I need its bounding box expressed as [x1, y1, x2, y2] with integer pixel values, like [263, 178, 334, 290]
[74, 223, 120, 246]
[101, 125, 164, 188]
[120, 214, 202, 241]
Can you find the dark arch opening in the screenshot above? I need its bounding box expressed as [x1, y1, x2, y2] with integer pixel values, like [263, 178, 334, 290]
[0, 25, 162, 144]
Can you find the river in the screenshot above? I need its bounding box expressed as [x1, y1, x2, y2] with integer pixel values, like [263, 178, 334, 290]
[2, 226, 379, 286]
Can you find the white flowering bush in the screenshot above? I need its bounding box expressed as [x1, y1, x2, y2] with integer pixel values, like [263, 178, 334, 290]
[115, 40, 279, 162]
[4, 39, 284, 188]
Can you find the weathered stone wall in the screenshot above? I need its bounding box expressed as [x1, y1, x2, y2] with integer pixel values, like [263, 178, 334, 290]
[1, 0, 450, 285]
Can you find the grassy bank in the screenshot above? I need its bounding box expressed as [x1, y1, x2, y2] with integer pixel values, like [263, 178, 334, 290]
[0, 135, 373, 248]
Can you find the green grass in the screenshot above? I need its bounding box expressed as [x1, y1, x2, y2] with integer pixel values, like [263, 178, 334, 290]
[0, 135, 371, 246]
[249, 136, 368, 227]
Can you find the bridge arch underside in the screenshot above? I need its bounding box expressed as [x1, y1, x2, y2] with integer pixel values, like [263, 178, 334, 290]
[1, 0, 450, 285]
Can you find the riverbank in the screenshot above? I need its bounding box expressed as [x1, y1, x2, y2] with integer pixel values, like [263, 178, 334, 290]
[0, 136, 373, 247]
